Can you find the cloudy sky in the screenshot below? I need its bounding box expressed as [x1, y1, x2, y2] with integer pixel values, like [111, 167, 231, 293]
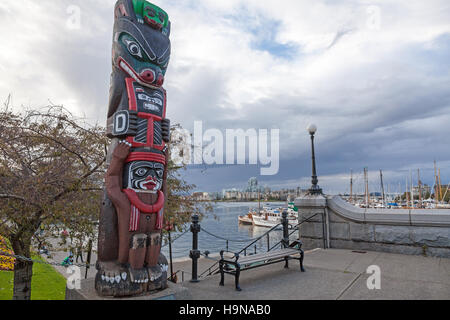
[1, 0, 449, 194]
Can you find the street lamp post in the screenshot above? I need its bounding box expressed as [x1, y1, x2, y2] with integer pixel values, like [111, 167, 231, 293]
[307, 124, 322, 195]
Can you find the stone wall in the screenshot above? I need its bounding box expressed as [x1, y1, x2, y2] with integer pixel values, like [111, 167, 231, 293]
[295, 195, 450, 258]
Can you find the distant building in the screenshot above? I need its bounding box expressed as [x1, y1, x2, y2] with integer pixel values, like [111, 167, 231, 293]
[218, 179, 306, 202]
[222, 188, 240, 200]
[209, 192, 222, 200]
[192, 192, 212, 201]
[245, 177, 260, 193]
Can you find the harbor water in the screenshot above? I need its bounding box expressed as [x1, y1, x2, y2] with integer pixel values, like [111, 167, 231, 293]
[161, 201, 293, 260]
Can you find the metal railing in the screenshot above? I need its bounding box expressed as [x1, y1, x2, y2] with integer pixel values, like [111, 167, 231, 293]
[195, 211, 321, 279]
[197, 221, 283, 279]
[268, 212, 321, 251]
[197, 220, 286, 279]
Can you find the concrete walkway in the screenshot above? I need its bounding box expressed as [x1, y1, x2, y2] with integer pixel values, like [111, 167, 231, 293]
[172, 248, 450, 300]
[52, 244, 449, 300]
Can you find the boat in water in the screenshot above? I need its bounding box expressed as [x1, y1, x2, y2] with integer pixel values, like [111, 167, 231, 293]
[238, 200, 300, 228]
[238, 212, 254, 225]
[252, 208, 298, 228]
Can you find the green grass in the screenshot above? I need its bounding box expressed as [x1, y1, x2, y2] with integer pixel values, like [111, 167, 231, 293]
[0, 254, 67, 300]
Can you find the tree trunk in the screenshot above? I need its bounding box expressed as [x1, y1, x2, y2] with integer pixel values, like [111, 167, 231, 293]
[11, 237, 34, 300]
[13, 259, 33, 300]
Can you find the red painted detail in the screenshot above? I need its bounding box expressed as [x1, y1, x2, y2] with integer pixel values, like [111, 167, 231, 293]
[124, 79, 167, 150]
[140, 69, 155, 83]
[115, 4, 129, 19]
[125, 137, 166, 150]
[125, 152, 166, 164]
[137, 112, 162, 121]
[118, 57, 154, 86]
[118, 57, 164, 88]
[162, 87, 167, 118]
[156, 74, 164, 87]
[125, 78, 137, 111]
[119, 4, 128, 16]
[123, 189, 165, 213]
[144, 16, 162, 30]
[129, 205, 140, 232]
[142, 176, 157, 191]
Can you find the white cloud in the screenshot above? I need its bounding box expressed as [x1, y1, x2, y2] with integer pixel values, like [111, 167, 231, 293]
[0, 0, 449, 192]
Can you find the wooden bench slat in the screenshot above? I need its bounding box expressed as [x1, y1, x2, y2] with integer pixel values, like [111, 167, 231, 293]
[234, 248, 300, 265]
[219, 246, 305, 291]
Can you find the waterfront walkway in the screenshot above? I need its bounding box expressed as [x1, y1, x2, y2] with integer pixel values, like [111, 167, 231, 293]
[172, 248, 450, 300]
[57, 246, 449, 300]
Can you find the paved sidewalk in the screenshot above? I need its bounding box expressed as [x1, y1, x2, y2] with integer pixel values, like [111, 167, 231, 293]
[172, 248, 450, 300]
[51, 244, 449, 300]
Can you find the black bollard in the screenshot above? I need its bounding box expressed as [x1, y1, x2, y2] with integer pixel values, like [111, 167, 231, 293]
[282, 211, 289, 249]
[85, 239, 92, 279]
[189, 214, 201, 283]
[282, 211, 290, 269]
[168, 230, 174, 283]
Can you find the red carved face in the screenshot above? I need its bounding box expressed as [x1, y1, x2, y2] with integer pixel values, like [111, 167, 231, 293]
[142, 176, 158, 191]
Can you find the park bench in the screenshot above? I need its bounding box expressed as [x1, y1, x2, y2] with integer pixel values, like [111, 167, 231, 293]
[219, 240, 305, 291]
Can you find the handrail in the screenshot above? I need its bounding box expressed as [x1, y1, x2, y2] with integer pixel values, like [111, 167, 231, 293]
[199, 258, 226, 278]
[268, 212, 321, 251]
[199, 213, 319, 279]
[237, 222, 282, 255]
[170, 269, 192, 283]
[200, 222, 283, 278]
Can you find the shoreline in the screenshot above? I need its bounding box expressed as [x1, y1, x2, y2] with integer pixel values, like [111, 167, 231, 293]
[210, 200, 287, 203]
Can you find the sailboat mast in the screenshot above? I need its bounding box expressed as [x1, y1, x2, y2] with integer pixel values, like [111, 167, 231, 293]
[380, 169, 385, 207]
[350, 169, 353, 203]
[434, 160, 438, 204]
[406, 176, 410, 208]
[410, 170, 414, 209]
[417, 169, 422, 208]
[442, 183, 450, 203]
[438, 169, 442, 204]
[364, 168, 369, 208]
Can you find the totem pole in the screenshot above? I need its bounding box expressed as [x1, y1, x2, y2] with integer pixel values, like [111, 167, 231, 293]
[96, 0, 171, 297]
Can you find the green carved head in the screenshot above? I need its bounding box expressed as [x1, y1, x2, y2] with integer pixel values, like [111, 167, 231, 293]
[132, 0, 169, 31]
[113, 0, 171, 88]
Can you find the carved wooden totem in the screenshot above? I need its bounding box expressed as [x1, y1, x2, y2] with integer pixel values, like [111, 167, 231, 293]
[96, 0, 171, 297]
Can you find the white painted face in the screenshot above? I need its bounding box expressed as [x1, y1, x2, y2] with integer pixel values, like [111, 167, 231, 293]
[124, 161, 164, 192]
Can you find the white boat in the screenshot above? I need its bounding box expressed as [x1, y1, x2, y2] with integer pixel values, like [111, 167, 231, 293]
[252, 208, 298, 228]
[238, 213, 254, 225]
